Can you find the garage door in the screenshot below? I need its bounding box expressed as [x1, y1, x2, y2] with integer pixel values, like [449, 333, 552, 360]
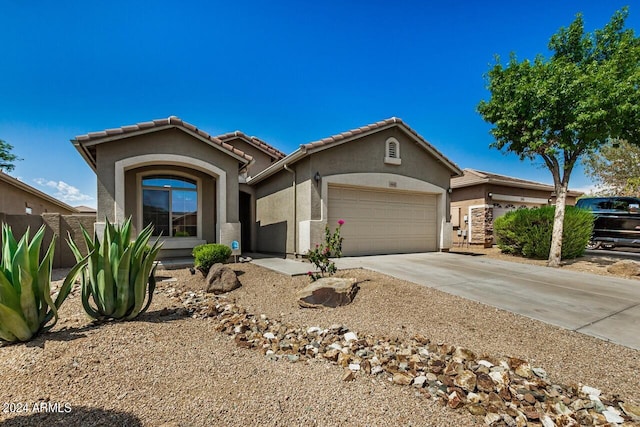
[328, 185, 437, 256]
[493, 203, 544, 222]
[491, 203, 545, 243]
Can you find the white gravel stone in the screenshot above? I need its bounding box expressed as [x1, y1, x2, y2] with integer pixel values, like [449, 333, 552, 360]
[371, 366, 383, 375]
[582, 385, 601, 399]
[478, 360, 494, 368]
[603, 406, 625, 424]
[540, 415, 555, 427]
[413, 375, 427, 387]
[344, 331, 358, 342]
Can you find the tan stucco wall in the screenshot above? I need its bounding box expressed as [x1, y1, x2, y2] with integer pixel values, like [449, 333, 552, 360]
[254, 127, 455, 255]
[226, 138, 277, 177]
[308, 128, 452, 192]
[0, 180, 75, 215]
[485, 184, 578, 205]
[124, 165, 217, 242]
[255, 171, 294, 253]
[95, 128, 241, 232]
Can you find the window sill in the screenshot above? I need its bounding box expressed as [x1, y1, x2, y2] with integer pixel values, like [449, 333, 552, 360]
[156, 237, 206, 249]
[384, 157, 401, 165]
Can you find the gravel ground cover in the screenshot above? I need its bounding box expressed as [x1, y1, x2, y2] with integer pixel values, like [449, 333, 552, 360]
[451, 246, 640, 279]
[1, 257, 639, 426]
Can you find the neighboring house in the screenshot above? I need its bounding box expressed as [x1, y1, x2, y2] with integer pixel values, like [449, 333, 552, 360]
[0, 171, 77, 215]
[75, 205, 97, 215]
[450, 169, 583, 247]
[72, 116, 462, 258]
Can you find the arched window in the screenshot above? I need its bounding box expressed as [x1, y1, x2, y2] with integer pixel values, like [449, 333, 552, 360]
[385, 137, 401, 165]
[142, 175, 198, 237]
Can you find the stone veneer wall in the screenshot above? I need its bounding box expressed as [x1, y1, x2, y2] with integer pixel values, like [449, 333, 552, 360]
[470, 206, 494, 247]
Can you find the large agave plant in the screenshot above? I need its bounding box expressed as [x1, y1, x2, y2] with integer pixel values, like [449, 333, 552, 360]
[68, 218, 162, 320]
[0, 224, 88, 343]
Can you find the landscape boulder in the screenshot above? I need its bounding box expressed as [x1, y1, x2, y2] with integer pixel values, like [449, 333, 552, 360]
[297, 277, 358, 308]
[205, 263, 241, 294]
[607, 260, 640, 276]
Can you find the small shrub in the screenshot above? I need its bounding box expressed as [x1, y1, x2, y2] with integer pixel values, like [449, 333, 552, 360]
[193, 243, 232, 275]
[307, 220, 344, 281]
[494, 206, 594, 260]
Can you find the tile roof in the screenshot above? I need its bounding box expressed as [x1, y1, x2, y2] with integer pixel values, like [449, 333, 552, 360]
[73, 116, 253, 163]
[248, 117, 462, 185]
[301, 117, 461, 174]
[301, 117, 401, 149]
[452, 169, 583, 196]
[216, 131, 286, 159]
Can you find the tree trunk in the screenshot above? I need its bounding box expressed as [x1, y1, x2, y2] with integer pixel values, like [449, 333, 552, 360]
[547, 183, 569, 267]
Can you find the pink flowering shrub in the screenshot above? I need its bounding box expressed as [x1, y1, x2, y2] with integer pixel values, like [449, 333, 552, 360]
[307, 220, 344, 281]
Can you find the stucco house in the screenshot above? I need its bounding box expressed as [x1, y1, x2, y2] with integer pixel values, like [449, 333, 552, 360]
[0, 171, 77, 216]
[72, 116, 462, 258]
[450, 169, 583, 247]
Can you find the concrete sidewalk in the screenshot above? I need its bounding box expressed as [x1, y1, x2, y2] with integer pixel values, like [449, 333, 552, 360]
[251, 256, 314, 276]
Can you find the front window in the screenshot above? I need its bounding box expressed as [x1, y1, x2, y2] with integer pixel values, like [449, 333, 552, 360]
[142, 175, 197, 237]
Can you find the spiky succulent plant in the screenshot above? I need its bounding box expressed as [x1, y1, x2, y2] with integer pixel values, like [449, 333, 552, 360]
[0, 224, 88, 343]
[68, 218, 162, 320]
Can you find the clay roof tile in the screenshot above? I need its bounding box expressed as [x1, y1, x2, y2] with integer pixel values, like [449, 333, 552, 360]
[73, 116, 253, 163]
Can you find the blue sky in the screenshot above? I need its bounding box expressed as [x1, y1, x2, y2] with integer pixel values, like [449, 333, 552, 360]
[1, 1, 638, 208]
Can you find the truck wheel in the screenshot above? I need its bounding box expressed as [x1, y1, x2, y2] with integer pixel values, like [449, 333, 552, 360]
[586, 240, 602, 250]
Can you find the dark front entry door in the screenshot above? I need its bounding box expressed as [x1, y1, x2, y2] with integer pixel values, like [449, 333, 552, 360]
[239, 191, 251, 252]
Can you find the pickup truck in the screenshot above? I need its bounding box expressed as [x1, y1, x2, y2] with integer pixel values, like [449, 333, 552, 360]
[576, 197, 640, 249]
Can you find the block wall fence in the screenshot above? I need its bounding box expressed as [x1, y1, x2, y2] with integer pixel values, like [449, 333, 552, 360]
[0, 213, 96, 268]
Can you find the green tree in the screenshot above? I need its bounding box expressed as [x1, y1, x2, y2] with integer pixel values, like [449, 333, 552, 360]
[477, 8, 640, 267]
[582, 139, 640, 196]
[0, 139, 20, 172]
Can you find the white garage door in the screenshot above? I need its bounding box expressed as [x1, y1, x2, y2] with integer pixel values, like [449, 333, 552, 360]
[328, 185, 438, 256]
[491, 203, 546, 244]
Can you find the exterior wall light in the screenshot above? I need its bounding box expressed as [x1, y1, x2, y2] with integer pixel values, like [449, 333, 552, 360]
[314, 171, 321, 183]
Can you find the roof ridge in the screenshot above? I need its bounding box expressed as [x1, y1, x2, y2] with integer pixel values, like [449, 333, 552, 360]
[302, 117, 402, 149]
[480, 169, 553, 187]
[216, 130, 286, 159]
[73, 116, 254, 164]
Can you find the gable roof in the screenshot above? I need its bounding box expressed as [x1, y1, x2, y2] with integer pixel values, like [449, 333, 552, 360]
[248, 117, 463, 184]
[452, 169, 583, 196]
[72, 116, 256, 171]
[0, 172, 78, 213]
[216, 131, 286, 160]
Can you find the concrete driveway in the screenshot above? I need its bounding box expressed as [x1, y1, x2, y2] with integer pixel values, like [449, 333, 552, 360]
[331, 252, 640, 350]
